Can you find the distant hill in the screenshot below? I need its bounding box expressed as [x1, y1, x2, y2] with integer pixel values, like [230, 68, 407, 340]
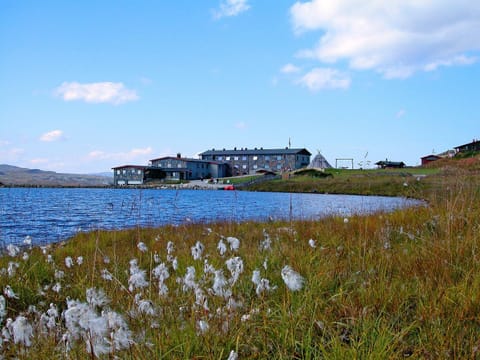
[0, 164, 113, 187]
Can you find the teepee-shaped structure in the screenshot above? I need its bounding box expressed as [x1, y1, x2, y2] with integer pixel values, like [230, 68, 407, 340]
[308, 151, 332, 169]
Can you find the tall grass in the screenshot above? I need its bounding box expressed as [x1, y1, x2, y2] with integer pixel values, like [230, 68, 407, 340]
[0, 172, 479, 358]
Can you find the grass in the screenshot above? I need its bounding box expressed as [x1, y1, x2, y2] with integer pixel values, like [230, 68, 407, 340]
[1, 162, 480, 358]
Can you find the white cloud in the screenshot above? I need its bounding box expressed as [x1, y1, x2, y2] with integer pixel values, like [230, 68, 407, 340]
[40, 130, 65, 142]
[30, 158, 49, 165]
[297, 68, 350, 91]
[290, 0, 480, 78]
[87, 147, 153, 163]
[55, 82, 139, 105]
[213, 0, 250, 19]
[396, 109, 406, 119]
[234, 121, 247, 130]
[281, 63, 301, 74]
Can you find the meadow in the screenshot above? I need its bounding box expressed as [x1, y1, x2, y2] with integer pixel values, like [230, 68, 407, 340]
[1, 159, 480, 359]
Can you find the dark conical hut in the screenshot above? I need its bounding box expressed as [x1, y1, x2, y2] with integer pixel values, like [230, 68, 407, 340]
[308, 152, 332, 169]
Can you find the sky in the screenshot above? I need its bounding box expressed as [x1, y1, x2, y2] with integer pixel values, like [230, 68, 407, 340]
[1, 0, 479, 173]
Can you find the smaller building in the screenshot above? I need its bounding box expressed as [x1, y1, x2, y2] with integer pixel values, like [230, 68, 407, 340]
[375, 160, 406, 169]
[454, 139, 480, 154]
[421, 155, 441, 166]
[112, 165, 147, 186]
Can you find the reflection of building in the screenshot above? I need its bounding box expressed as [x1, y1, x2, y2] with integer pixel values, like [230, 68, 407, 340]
[199, 148, 311, 176]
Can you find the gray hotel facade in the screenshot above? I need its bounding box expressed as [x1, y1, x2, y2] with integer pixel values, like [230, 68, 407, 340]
[113, 147, 311, 186]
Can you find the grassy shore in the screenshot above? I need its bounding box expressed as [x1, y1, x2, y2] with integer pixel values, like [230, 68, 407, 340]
[1, 161, 480, 358]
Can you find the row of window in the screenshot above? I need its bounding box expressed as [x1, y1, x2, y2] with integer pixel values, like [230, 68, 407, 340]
[215, 155, 285, 161]
[116, 169, 142, 175]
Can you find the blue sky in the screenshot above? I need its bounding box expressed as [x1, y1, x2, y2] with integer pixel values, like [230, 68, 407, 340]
[1, 0, 479, 173]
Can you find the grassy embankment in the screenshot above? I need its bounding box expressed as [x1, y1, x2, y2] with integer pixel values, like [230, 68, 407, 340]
[1, 157, 480, 358]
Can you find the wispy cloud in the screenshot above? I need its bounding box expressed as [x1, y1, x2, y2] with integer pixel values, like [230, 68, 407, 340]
[55, 82, 139, 105]
[30, 158, 49, 165]
[396, 109, 406, 119]
[213, 0, 250, 19]
[281, 63, 301, 74]
[290, 0, 480, 78]
[297, 68, 351, 91]
[40, 130, 65, 142]
[87, 147, 153, 162]
[234, 121, 248, 130]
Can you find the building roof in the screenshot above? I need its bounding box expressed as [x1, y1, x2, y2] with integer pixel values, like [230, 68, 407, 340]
[454, 139, 480, 150]
[421, 155, 441, 160]
[112, 165, 148, 170]
[199, 147, 311, 156]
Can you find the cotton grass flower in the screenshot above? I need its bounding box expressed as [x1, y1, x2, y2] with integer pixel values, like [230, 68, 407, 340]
[101, 269, 113, 281]
[226, 257, 244, 285]
[137, 242, 148, 253]
[86, 288, 110, 309]
[281, 265, 304, 292]
[11, 315, 33, 347]
[152, 262, 170, 296]
[76, 256, 83, 265]
[228, 350, 239, 360]
[7, 262, 19, 277]
[0, 295, 6, 322]
[22, 252, 29, 261]
[23, 235, 32, 247]
[226, 236, 240, 251]
[217, 239, 227, 256]
[6, 244, 20, 257]
[197, 319, 209, 334]
[4, 285, 19, 299]
[128, 259, 149, 292]
[191, 241, 205, 260]
[65, 256, 74, 268]
[252, 270, 276, 296]
[308, 239, 316, 248]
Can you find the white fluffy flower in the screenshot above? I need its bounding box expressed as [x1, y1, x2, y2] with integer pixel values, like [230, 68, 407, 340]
[76, 256, 84, 265]
[226, 236, 240, 251]
[226, 257, 244, 285]
[228, 350, 239, 360]
[23, 236, 32, 246]
[191, 241, 205, 260]
[7, 262, 19, 277]
[65, 256, 74, 268]
[137, 242, 148, 253]
[182, 266, 197, 292]
[0, 295, 6, 322]
[308, 239, 316, 248]
[281, 265, 304, 292]
[11, 315, 33, 347]
[152, 263, 170, 296]
[86, 288, 110, 308]
[128, 259, 148, 292]
[134, 294, 156, 316]
[4, 285, 19, 299]
[217, 239, 227, 256]
[101, 269, 113, 281]
[6, 244, 20, 257]
[22, 252, 29, 261]
[212, 270, 231, 298]
[167, 241, 175, 255]
[197, 319, 209, 334]
[252, 270, 276, 296]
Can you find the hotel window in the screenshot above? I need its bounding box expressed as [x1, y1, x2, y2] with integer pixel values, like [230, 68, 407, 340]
[122, 170, 126, 174]
[265, 155, 270, 161]
[242, 156, 247, 161]
[277, 155, 282, 160]
[253, 164, 258, 169]
[178, 163, 182, 168]
[265, 164, 270, 169]
[242, 165, 247, 169]
[253, 156, 258, 161]
[218, 156, 223, 161]
[137, 170, 142, 175]
[226, 156, 230, 161]
[116, 170, 120, 175]
[234, 156, 239, 161]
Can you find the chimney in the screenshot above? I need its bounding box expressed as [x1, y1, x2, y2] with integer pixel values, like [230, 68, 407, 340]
[177, 153, 181, 158]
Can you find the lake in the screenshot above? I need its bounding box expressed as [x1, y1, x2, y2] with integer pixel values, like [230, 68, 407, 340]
[0, 188, 422, 246]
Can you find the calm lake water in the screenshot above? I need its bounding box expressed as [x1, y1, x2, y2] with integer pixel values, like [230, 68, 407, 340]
[0, 188, 422, 246]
